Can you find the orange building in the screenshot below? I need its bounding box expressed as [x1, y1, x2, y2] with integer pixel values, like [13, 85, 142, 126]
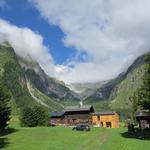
[92, 112, 119, 128]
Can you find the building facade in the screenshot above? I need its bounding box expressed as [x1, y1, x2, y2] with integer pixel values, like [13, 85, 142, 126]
[50, 106, 119, 128]
[50, 112, 65, 125]
[50, 105, 94, 126]
[92, 112, 119, 128]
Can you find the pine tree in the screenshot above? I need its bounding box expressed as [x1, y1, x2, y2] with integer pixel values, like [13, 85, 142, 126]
[20, 107, 38, 127]
[0, 81, 11, 133]
[135, 54, 150, 112]
[34, 106, 48, 126]
[20, 106, 48, 127]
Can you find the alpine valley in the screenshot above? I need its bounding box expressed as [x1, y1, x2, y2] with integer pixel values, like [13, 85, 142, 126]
[0, 42, 147, 116]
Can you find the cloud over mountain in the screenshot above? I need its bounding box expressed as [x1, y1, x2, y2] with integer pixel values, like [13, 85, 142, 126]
[0, 19, 58, 76]
[1, 0, 150, 83]
[28, 0, 150, 83]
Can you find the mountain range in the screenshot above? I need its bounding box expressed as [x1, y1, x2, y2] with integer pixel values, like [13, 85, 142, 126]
[0, 42, 147, 115]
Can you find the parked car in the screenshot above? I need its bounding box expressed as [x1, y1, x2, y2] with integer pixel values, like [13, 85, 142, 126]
[72, 124, 90, 131]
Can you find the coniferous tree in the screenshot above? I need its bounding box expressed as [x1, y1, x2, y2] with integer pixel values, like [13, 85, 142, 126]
[20, 106, 48, 127]
[20, 107, 38, 127]
[133, 54, 150, 112]
[33, 106, 49, 126]
[0, 81, 11, 133]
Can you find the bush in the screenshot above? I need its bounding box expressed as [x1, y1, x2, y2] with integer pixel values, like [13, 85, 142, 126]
[20, 107, 37, 127]
[33, 106, 49, 126]
[20, 106, 48, 127]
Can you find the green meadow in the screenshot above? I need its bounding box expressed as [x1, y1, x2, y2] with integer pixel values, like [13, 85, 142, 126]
[0, 121, 150, 150]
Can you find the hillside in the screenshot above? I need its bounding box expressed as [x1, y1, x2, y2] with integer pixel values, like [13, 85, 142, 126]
[0, 43, 66, 114]
[0, 43, 36, 112]
[109, 56, 146, 113]
[80, 53, 147, 116]
[82, 54, 146, 104]
[19, 56, 79, 101]
[0, 42, 148, 115]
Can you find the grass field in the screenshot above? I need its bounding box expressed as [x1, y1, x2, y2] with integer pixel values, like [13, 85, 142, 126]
[0, 121, 150, 150]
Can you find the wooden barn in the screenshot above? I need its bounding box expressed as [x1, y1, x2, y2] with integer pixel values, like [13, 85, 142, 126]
[63, 105, 94, 125]
[92, 112, 119, 128]
[50, 105, 94, 126]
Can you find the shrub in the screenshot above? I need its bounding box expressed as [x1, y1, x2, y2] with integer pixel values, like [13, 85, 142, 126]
[20, 106, 48, 127]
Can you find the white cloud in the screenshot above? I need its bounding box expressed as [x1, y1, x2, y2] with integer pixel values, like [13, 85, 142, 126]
[0, 19, 58, 76]
[28, 0, 150, 83]
[1, 0, 150, 83]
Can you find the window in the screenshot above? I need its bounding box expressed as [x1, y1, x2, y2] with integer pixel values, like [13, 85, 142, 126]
[97, 116, 100, 121]
[106, 122, 112, 128]
[72, 119, 76, 122]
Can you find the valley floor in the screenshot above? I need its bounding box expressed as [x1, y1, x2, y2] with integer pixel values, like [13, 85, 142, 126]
[0, 121, 150, 150]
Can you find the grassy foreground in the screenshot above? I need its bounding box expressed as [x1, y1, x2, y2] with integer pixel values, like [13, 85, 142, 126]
[0, 121, 150, 150]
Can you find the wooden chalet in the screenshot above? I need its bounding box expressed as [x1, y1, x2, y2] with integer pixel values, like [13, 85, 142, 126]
[50, 105, 94, 126]
[92, 112, 119, 128]
[63, 105, 94, 125]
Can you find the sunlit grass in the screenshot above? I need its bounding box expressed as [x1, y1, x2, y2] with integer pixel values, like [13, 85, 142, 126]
[0, 121, 150, 150]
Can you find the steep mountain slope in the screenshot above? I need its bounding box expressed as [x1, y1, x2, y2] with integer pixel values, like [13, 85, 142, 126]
[0, 43, 64, 113]
[109, 55, 146, 111]
[0, 43, 36, 109]
[18, 56, 79, 101]
[0, 42, 148, 115]
[84, 54, 146, 103]
[83, 73, 125, 102]
[81, 53, 147, 117]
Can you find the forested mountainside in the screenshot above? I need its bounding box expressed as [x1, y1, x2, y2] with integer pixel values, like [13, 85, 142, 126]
[0, 43, 79, 114]
[0, 42, 148, 115]
[109, 55, 146, 112]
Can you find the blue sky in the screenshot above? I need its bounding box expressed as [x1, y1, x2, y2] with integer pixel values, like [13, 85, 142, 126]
[0, 0, 149, 83]
[0, 0, 76, 65]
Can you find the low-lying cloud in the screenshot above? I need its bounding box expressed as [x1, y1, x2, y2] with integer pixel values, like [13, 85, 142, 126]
[0, 19, 58, 76]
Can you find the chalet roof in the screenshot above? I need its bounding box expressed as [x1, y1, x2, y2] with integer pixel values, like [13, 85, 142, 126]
[135, 110, 149, 117]
[50, 111, 65, 117]
[64, 105, 94, 112]
[92, 112, 116, 116]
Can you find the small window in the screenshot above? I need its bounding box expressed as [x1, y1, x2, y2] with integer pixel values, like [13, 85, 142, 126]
[72, 119, 76, 122]
[106, 122, 112, 128]
[97, 116, 100, 121]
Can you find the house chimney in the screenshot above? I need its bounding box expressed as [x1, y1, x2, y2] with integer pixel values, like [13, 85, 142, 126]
[79, 101, 83, 108]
